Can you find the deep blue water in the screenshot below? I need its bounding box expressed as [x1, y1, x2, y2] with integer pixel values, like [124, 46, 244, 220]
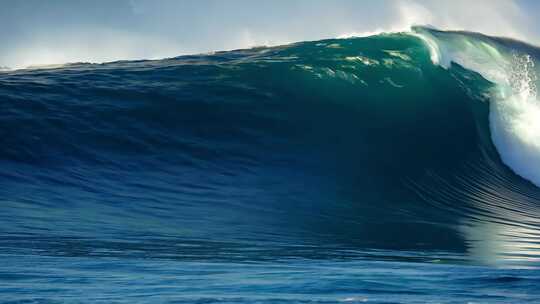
[1, 28, 540, 303]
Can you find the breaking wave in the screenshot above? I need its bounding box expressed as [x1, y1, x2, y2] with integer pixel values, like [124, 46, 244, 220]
[1, 27, 540, 268]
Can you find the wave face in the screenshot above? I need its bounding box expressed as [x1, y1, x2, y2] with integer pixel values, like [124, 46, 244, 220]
[2, 28, 540, 302]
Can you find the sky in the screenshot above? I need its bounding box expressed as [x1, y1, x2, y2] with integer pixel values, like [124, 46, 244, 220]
[1, 0, 539, 69]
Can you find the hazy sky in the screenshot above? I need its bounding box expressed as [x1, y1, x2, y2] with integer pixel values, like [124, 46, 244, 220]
[1, 0, 539, 68]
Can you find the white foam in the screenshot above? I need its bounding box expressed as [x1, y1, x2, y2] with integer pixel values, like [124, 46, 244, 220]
[491, 54, 540, 186]
[414, 28, 540, 187]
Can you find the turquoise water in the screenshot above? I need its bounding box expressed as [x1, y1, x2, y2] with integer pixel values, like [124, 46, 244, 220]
[1, 27, 540, 303]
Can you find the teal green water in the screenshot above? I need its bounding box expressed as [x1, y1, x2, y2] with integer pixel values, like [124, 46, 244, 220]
[1, 28, 540, 303]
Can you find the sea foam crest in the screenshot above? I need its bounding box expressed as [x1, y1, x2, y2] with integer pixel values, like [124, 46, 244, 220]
[413, 27, 540, 187]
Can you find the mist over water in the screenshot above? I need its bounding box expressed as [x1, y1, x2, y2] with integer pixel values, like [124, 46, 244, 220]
[0, 0, 536, 69]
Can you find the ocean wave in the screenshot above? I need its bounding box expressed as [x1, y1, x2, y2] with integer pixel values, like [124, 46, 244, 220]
[1, 28, 540, 266]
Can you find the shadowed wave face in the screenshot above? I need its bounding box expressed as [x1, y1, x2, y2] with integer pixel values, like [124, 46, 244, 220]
[1, 27, 540, 303]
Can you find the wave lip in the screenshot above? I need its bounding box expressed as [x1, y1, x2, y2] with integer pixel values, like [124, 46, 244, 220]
[413, 26, 540, 188]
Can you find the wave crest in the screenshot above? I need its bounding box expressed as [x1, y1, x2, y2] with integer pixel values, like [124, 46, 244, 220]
[413, 26, 540, 187]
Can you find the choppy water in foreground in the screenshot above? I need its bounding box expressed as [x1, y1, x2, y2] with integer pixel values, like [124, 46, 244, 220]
[2, 27, 540, 302]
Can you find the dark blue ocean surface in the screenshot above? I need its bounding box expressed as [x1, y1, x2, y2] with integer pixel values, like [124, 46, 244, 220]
[1, 28, 540, 303]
